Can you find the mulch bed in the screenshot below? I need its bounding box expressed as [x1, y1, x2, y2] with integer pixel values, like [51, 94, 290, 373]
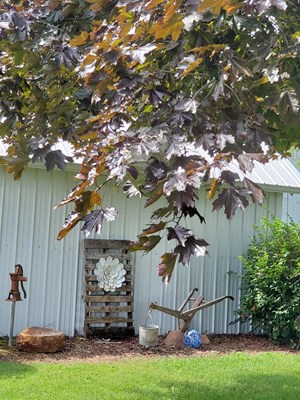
[1, 334, 299, 364]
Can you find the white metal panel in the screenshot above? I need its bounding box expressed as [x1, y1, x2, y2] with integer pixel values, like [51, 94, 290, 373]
[282, 152, 300, 222]
[283, 193, 300, 222]
[229, 157, 300, 194]
[0, 167, 82, 337]
[131, 190, 283, 336]
[0, 165, 284, 338]
[187, 190, 282, 335]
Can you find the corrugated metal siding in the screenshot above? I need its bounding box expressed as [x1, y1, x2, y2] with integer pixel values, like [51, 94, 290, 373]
[283, 192, 300, 222]
[132, 190, 282, 335]
[230, 157, 300, 194]
[0, 166, 283, 337]
[283, 152, 300, 222]
[0, 167, 83, 337]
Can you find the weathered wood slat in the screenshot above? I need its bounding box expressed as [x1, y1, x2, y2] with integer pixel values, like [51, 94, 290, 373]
[85, 292, 133, 297]
[86, 305, 134, 313]
[84, 263, 132, 271]
[84, 252, 132, 261]
[85, 263, 133, 272]
[85, 284, 133, 292]
[85, 274, 133, 282]
[85, 316, 133, 324]
[84, 239, 131, 249]
[83, 239, 134, 338]
[84, 295, 133, 303]
[84, 257, 131, 263]
[84, 264, 133, 271]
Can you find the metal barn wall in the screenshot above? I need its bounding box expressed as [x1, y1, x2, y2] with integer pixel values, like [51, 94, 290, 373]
[0, 166, 83, 337]
[283, 193, 300, 222]
[283, 152, 300, 223]
[131, 190, 283, 336]
[0, 165, 283, 337]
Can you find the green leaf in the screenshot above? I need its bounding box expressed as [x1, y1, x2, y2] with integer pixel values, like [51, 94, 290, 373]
[129, 235, 162, 254]
[70, 31, 89, 47]
[4, 156, 31, 180]
[180, 58, 203, 79]
[57, 211, 81, 240]
[231, 57, 253, 77]
[139, 222, 166, 236]
[145, 0, 165, 9]
[150, 14, 184, 41]
[157, 252, 177, 284]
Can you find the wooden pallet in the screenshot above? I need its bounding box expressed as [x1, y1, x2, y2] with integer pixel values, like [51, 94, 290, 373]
[83, 239, 134, 338]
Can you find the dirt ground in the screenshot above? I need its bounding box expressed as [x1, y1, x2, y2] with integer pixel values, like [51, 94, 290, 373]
[1, 334, 299, 364]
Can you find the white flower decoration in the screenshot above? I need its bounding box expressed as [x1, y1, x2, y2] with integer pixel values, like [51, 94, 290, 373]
[94, 256, 126, 292]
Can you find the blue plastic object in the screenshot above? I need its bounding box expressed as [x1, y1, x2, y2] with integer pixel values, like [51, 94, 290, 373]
[183, 330, 201, 349]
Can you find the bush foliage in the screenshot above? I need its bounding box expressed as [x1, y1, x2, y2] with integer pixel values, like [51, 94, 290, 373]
[239, 216, 300, 347]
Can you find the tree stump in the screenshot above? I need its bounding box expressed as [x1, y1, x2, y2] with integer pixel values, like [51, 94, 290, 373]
[164, 330, 184, 347]
[16, 327, 65, 353]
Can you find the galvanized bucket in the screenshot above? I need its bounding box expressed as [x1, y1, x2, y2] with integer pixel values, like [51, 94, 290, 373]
[139, 313, 159, 347]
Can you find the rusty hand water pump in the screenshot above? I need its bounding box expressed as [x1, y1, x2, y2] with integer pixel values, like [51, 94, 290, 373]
[6, 264, 27, 302]
[5, 264, 28, 347]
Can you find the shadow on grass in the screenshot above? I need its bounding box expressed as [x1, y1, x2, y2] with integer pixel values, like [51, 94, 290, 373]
[129, 373, 300, 400]
[0, 362, 36, 379]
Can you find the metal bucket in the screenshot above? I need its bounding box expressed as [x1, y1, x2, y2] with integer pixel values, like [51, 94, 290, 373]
[139, 313, 159, 347]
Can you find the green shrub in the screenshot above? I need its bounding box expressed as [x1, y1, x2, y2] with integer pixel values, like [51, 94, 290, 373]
[239, 216, 300, 348]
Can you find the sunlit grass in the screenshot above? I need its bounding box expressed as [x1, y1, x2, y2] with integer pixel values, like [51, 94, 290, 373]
[1, 352, 300, 400]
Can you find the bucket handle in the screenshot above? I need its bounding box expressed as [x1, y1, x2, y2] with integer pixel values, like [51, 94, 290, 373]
[145, 310, 154, 327]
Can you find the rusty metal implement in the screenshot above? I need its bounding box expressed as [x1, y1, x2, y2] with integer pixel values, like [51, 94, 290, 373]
[149, 288, 234, 332]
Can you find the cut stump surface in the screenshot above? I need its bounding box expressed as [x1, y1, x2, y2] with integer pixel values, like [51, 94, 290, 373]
[16, 327, 65, 353]
[164, 330, 184, 347]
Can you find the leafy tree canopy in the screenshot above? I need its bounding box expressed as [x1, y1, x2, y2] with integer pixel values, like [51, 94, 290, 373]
[0, 0, 300, 282]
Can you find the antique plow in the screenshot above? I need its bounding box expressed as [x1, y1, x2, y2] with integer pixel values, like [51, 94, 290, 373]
[149, 288, 234, 332]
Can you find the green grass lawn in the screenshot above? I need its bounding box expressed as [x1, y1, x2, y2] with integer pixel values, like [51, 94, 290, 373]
[0, 352, 300, 400]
